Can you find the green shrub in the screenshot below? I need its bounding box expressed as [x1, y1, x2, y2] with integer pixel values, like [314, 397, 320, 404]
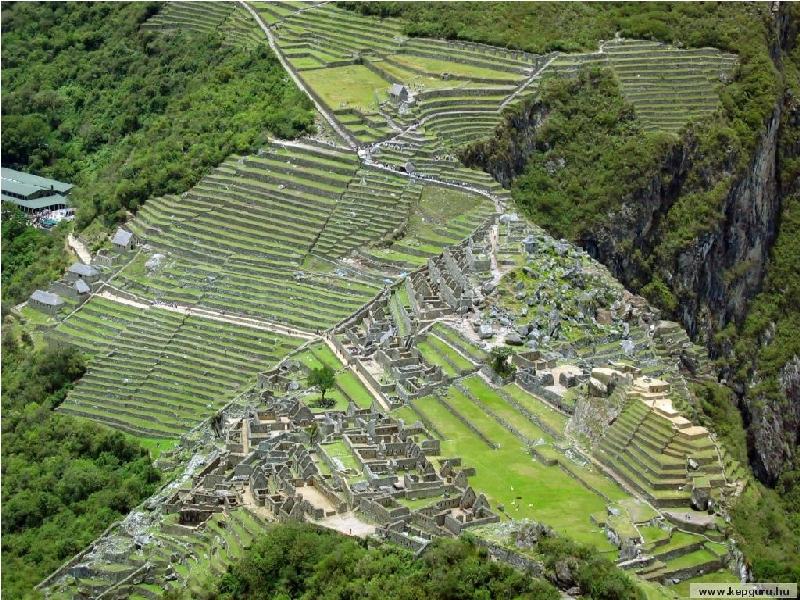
[211, 522, 559, 600]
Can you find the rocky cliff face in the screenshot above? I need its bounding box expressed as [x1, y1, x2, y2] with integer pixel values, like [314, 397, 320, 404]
[463, 8, 799, 485]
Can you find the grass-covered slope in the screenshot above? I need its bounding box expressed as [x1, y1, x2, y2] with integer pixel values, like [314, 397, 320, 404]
[54, 297, 304, 439]
[1, 1, 314, 236]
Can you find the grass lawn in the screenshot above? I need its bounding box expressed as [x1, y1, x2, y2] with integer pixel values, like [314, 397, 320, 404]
[669, 570, 739, 598]
[392, 405, 419, 426]
[412, 394, 618, 551]
[502, 383, 568, 436]
[306, 389, 349, 413]
[374, 58, 469, 91]
[310, 343, 342, 370]
[426, 335, 474, 370]
[301, 64, 390, 111]
[335, 370, 373, 408]
[321, 439, 361, 473]
[387, 53, 522, 82]
[19, 305, 57, 328]
[665, 547, 719, 570]
[433, 324, 488, 362]
[132, 436, 180, 461]
[418, 341, 458, 377]
[461, 375, 550, 442]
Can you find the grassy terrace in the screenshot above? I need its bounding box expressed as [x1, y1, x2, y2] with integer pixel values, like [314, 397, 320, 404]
[251, 1, 304, 26]
[122, 142, 385, 330]
[548, 39, 736, 133]
[361, 184, 495, 269]
[270, 3, 533, 148]
[595, 398, 724, 508]
[431, 323, 488, 363]
[56, 297, 303, 439]
[452, 377, 626, 505]
[460, 375, 551, 443]
[501, 383, 568, 437]
[292, 342, 375, 410]
[412, 381, 627, 552]
[301, 65, 390, 112]
[55, 508, 272, 598]
[387, 53, 522, 82]
[143, 2, 264, 49]
[311, 168, 421, 259]
[417, 333, 476, 377]
[321, 439, 363, 475]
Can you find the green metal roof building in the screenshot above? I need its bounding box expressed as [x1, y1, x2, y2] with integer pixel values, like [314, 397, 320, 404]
[1, 167, 73, 212]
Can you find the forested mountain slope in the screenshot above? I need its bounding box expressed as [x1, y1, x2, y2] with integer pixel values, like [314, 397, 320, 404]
[1, 2, 313, 244]
[0, 3, 315, 597]
[343, 0, 800, 582]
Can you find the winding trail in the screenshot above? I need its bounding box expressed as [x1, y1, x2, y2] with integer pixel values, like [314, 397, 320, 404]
[498, 54, 557, 111]
[239, 0, 358, 150]
[67, 234, 92, 264]
[95, 287, 317, 340]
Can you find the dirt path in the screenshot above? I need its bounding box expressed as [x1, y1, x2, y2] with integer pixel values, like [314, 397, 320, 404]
[238, 0, 358, 150]
[498, 54, 557, 111]
[67, 234, 92, 264]
[96, 287, 318, 340]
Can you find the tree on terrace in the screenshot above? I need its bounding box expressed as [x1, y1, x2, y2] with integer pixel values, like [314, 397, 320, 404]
[490, 347, 516, 378]
[308, 366, 335, 402]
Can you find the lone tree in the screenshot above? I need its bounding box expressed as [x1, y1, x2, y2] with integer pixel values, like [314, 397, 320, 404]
[308, 365, 335, 401]
[490, 346, 516, 378]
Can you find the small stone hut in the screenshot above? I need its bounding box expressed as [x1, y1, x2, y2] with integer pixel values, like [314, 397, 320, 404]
[29, 290, 64, 315]
[111, 227, 135, 252]
[66, 262, 100, 284]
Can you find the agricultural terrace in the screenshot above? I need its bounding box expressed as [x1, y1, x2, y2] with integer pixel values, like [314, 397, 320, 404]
[48, 508, 273, 599]
[267, 2, 536, 148]
[121, 137, 500, 328]
[301, 65, 391, 112]
[361, 185, 496, 270]
[55, 296, 302, 439]
[405, 376, 627, 551]
[122, 141, 381, 330]
[291, 342, 376, 412]
[142, 1, 265, 49]
[549, 39, 737, 133]
[416, 330, 478, 378]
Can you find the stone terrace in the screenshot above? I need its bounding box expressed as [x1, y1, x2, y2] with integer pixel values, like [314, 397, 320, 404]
[55, 296, 303, 438]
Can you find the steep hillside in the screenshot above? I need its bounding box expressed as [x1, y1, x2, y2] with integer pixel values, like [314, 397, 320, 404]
[341, 0, 800, 581]
[1, 2, 313, 239]
[0, 3, 313, 596]
[7, 2, 799, 595]
[462, 4, 798, 490]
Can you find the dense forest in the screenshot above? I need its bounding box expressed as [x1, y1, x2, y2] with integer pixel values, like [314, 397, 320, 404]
[1, 1, 314, 239]
[0, 3, 314, 597]
[170, 521, 642, 600]
[1, 319, 161, 598]
[1, 204, 71, 308]
[343, 0, 800, 584]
